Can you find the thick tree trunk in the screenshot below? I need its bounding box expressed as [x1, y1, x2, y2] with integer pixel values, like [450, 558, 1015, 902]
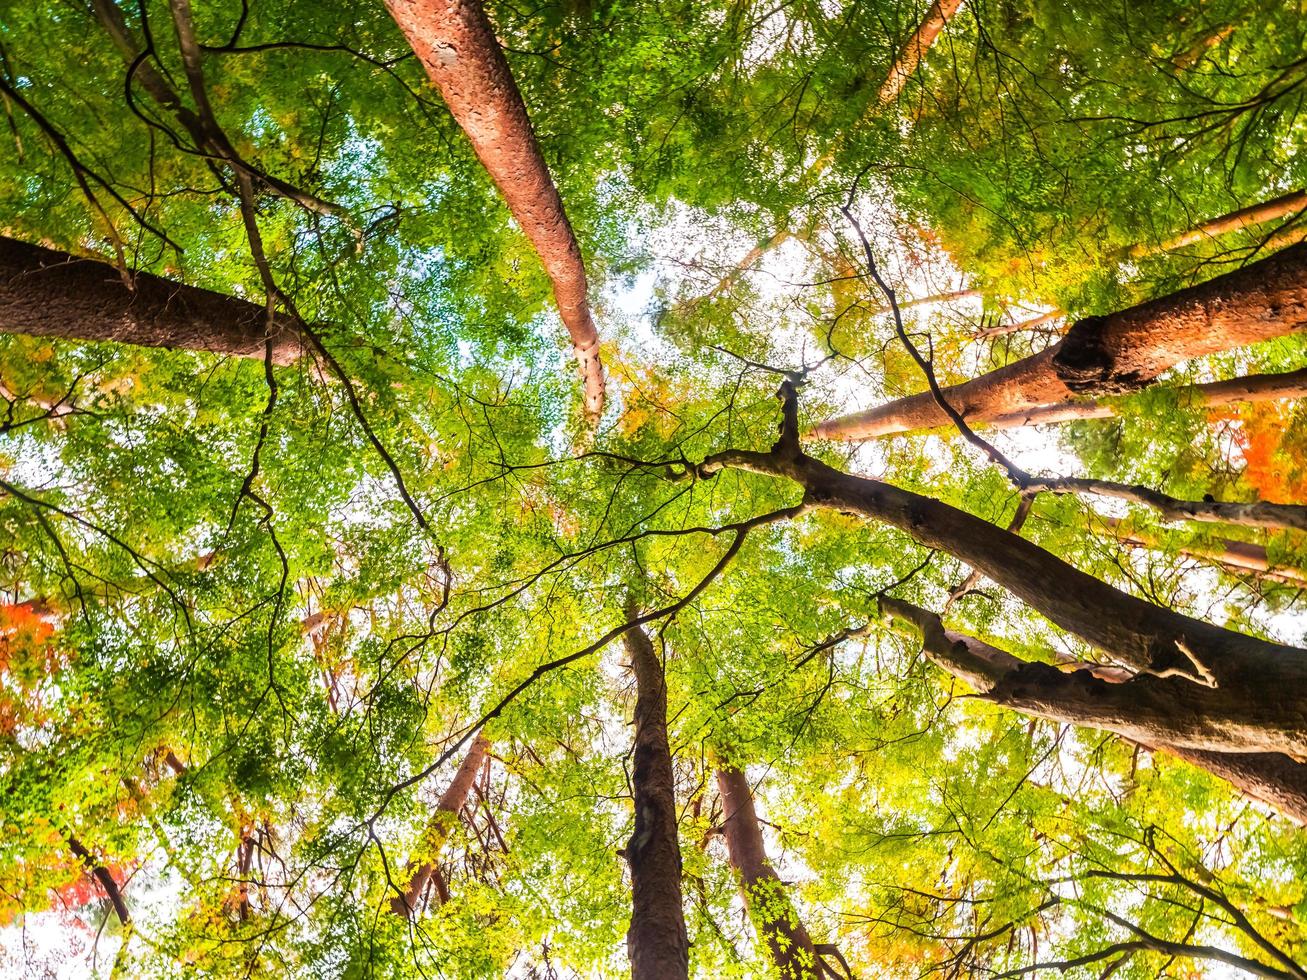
[715, 766, 821, 979]
[0, 237, 303, 363]
[879, 597, 1307, 823]
[702, 427, 1307, 693]
[814, 242, 1307, 440]
[385, 0, 605, 421]
[795, 457, 1307, 689]
[390, 733, 490, 918]
[623, 620, 689, 980]
[66, 835, 130, 926]
[1025, 477, 1307, 534]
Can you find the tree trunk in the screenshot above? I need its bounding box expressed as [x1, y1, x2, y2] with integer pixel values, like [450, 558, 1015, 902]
[879, 597, 1307, 823]
[622, 619, 689, 980]
[1131, 189, 1307, 257]
[697, 0, 966, 299]
[813, 242, 1307, 440]
[390, 733, 490, 918]
[66, 835, 130, 926]
[384, 0, 605, 421]
[0, 237, 303, 363]
[715, 765, 821, 979]
[795, 456, 1307, 689]
[702, 429, 1307, 694]
[1024, 477, 1307, 533]
[982, 367, 1307, 431]
[877, 0, 968, 105]
[1103, 521, 1307, 587]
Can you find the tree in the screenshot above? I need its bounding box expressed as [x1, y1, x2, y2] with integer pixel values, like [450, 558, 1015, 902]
[1, 1, 1305, 977]
[813, 242, 1307, 440]
[622, 618, 689, 980]
[384, 0, 607, 421]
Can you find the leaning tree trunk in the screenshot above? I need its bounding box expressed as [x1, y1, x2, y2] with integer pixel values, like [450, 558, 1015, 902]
[879, 597, 1307, 824]
[390, 733, 490, 918]
[877, 0, 968, 105]
[0, 237, 303, 363]
[623, 619, 689, 980]
[700, 393, 1307, 721]
[814, 241, 1307, 440]
[715, 765, 821, 979]
[1130, 188, 1307, 258]
[66, 835, 130, 926]
[983, 367, 1307, 431]
[385, 0, 605, 421]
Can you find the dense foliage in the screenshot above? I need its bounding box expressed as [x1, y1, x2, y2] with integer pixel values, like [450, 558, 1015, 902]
[0, 0, 1304, 976]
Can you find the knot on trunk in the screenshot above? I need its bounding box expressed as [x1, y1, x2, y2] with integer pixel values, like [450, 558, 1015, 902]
[1053, 315, 1146, 394]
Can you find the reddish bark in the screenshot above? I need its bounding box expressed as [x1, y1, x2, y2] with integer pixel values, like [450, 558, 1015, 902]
[385, 0, 605, 421]
[715, 766, 821, 979]
[878, 0, 968, 105]
[391, 733, 489, 918]
[0, 236, 303, 363]
[814, 242, 1307, 440]
[880, 597, 1307, 824]
[623, 620, 689, 980]
[983, 367, 1307, 430]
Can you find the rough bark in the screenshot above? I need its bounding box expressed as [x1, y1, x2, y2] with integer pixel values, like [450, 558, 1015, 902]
[623, 619, 689, 980]
[1025, 477, 1307, 534]
[813, 242, 1307, 440]
[0, 236, 303, 363]
[715, 766, 821, 979]
[66, 835, 130, 926]
[880, 597, 1307, 823]
[390, 733, 490, 918]
[385, 0, 605, 421]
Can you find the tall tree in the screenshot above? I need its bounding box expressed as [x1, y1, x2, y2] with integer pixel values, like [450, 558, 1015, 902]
[623, 618, 689, 979]
[0, 237, 303, 362]
[814, 242, 1307, 440]
[384, 0, 606, 421]
[715, 765, 821, 979]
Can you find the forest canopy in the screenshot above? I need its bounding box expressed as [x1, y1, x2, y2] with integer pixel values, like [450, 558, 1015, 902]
[0, 0, 1305, 977]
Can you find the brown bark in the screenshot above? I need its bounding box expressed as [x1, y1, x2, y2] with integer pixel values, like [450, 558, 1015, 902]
[1025, 477, 1307, 534]
[877, 0, 968, 105]
[813, 242, 1307, 440]
[0, 236, 303, 363]
[390, 732, 489, 918]
[1103, 521, 1307, 588]
[623, 619, 689, 980]
[385, 0, 605, 421]
[1130, 189, 1307, 258]
[981, 367, 1307, 431]
[66, 835, 130, 926]
[715, 766, 821, 979]
[880, 597, 1307, 823]
[699, 438, 1307, 691]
